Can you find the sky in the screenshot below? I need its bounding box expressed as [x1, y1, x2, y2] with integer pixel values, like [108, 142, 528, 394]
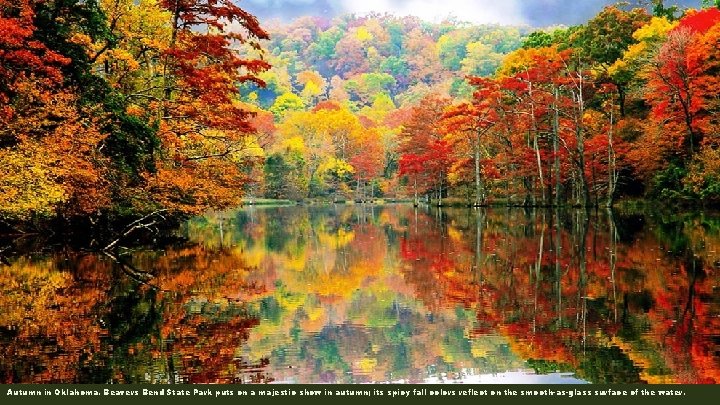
[242, 0, 702, 27]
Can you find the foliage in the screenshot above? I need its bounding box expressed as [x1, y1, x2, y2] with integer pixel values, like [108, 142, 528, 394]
[0, 0, 270, 223]
[5, 1, 720, 227]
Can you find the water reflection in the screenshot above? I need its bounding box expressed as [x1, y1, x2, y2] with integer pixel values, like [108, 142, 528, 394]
[0, 205, 718, 383]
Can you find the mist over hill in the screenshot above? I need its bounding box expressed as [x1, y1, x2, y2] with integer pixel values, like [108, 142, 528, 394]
[243, 0, 702, 26]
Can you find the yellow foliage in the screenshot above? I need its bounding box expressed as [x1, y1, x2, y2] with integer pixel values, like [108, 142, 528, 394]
[242, 136, 266, 158]
[281, 135, 307, 153]
[355, 357, 378, 374]
[275, 290, 305, 313]
[0, 258, 72, 328]
[355, 26, 374, 42]
[685, 147, 720, 194]
[284, 255, 306, 272]
[105, 49, 141, 71]
[317, 227, 356, 249]
[317, 157, 355, 177]
[69, 33, 92, 47]
[301, 80, 322, 100]
[241, 246, 266, 268]
[497, 46, 555, 77]
[0, 84, 110, 218]
[447, 226, 464, 243]
[0, 146, 67, 219]
[633, 16, 678, 42]
[608, 17, 677, 78]
[98, 0, 172, 89]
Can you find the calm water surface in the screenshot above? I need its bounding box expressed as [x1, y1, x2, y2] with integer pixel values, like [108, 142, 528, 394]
[1, 205, 718, 383]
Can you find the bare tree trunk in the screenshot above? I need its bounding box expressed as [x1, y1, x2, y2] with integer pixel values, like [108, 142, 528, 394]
[164, 0, 181, 103]
[534, 133, 545, 205]
[413, 177, 419, 207]
[474, 209, 485, 285]
[437, 171, 443, 207]
[474, 141, 482, 206]
[527, 76, 545, 205]
[607, 108, 617, 208]
[553, 88, 561, 207]
[554, 208, 563, 328]
[573, 73, 590, 208]
[608, 208, 618, 322]
[533, 211, 546, 333]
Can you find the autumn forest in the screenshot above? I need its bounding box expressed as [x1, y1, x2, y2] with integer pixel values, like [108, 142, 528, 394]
[2, 0, 720, 230]
[1, 0, 720, 386]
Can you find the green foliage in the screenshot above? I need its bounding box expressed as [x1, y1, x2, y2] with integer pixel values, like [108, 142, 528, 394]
[270, 92, 306, 118]
[380, 56, 410, 81]
[652, 0, 679, 19]
[264, 152, 308, 200]
[650, 164, 688, 201]
[311, 27, 344, 60]
[522, 31, 554, 49]
[345, 73, 396, 104]
[577, 346, 643, 383]
[570, 6, 651, 67]
[449, 77, 473, 98]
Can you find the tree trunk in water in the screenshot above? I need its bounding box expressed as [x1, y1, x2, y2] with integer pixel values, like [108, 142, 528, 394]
[554, 208, 563, 328]
[474, 209, 485, 285]
[608, 207, 618, 322]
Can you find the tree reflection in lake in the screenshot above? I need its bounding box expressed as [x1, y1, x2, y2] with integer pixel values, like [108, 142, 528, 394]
[0, 205, 718, 383]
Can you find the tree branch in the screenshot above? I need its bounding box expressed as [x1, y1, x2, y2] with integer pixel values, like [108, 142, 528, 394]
[103, 209, 168, 251]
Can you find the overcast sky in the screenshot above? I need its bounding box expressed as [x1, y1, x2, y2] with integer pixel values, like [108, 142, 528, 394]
[242, 0, 702, 26]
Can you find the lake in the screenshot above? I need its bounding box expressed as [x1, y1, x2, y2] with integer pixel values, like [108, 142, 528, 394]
[1, 205, 718, 383]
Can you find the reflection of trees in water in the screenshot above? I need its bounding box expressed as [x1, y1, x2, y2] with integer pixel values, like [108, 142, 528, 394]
[0, 246, 270, 383]
[389, 206, 717, 383]
[0, 206, 718, 383]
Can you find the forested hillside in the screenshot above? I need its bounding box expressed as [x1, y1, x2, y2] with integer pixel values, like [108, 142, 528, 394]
[240, 15, 529, 201]
[248, 5, 720, 208]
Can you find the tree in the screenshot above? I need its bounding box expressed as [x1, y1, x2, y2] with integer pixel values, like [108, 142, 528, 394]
[349, 128, 385, 200]
[270, 92, 305, 117]
[398, 95, 451, 205]
[442, 77, 502, 206]
[569, 6, 651, 116]
[138, 0, 270, 214]
[0, 0, 69, 131]
[643, 10, 720, 161]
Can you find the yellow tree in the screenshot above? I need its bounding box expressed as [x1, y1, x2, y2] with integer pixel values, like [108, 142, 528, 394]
[0, 85, 110, 220]
[97, 0, 271, 215]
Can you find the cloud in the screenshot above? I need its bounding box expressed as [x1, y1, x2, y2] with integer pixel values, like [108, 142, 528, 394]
[516, 0, 700, 26]
[242, 0, 342, 21]
[339, 0, 527, 25]
[241, 0, 704, 27]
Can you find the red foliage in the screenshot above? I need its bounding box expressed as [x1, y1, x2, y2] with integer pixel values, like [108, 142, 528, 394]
[675, 8, 720, 33]
[313, 100, 342, 111]
[0, 0, 70, 121]
[161, 0, 271, 131]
